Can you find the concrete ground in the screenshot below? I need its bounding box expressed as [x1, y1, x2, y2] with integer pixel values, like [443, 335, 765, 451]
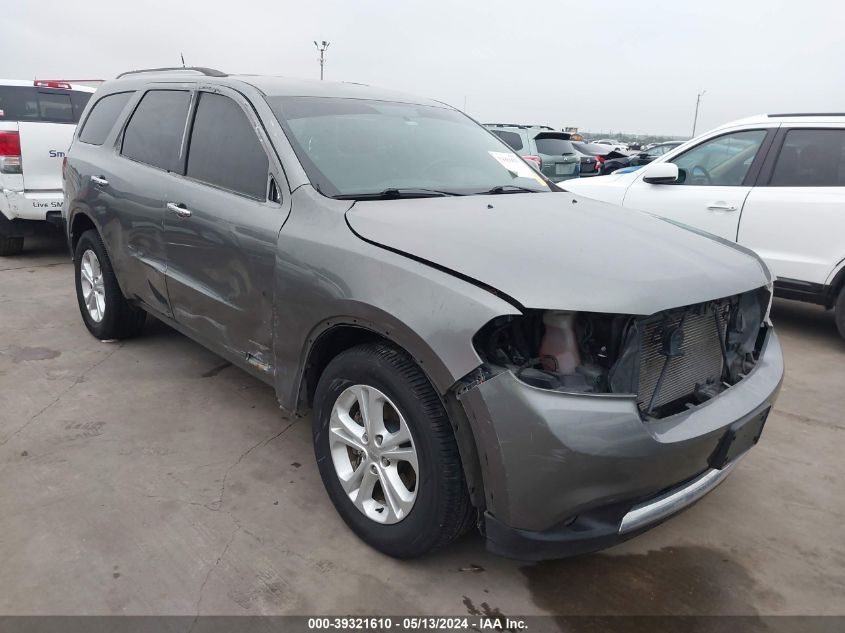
[0, 234, 843, 617]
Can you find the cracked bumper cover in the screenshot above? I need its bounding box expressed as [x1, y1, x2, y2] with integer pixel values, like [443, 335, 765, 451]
[458, 328, 783, 560]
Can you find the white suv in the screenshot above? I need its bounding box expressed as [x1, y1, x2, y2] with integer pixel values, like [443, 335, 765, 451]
[567, 114, 845, 339]
[0, 80, 94, 255]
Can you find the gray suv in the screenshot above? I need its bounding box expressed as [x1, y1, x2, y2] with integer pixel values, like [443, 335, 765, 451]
[63, 68, 783, 560]
[485, 124, 581, 182]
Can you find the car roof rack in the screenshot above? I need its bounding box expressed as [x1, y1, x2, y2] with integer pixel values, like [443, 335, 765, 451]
[116, 67, 228, 79]
[485, 123, 556, 130]
[768, 112, 845, 117]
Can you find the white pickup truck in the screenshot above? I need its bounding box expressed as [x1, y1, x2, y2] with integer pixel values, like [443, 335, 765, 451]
[0, 80, 94, 255]
[566, 114, 845, 339]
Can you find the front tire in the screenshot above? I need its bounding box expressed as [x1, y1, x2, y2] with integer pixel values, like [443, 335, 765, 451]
[835, 286, 845, 341]
[74, 229, 146, 340]
[313, 342, 475, 558]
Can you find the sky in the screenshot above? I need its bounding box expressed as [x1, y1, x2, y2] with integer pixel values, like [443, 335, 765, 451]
[3, 0, 843, 137]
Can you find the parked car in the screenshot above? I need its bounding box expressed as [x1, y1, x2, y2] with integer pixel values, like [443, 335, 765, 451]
[601, 141, 685, 175]
[0, 80, 94, 255]
[486, 124, 580, 182]
[572, 141, 621, 175]
[592, 138, 629, 152]
[569, 141, 601, 176]
[566, 114, 845, 339]
[63, 69, 783, 560]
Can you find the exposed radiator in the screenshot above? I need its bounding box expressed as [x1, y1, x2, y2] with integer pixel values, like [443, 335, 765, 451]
[637, 302, 729, 414]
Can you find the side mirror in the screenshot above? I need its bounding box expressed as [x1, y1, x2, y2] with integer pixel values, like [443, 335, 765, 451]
[642, 162, 679, 184]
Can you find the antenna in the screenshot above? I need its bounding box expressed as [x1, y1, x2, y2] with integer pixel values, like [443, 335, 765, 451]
[180, 53, 186, 68]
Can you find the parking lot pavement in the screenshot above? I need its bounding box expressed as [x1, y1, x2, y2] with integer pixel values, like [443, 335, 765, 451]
[0, 234, 843, 617]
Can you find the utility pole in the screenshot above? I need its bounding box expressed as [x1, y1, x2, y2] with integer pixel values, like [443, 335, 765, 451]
[692, 90, 706, 137]
[314, 40, 330, 80]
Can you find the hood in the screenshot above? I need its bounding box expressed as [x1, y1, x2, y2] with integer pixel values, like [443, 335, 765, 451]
[345, 192, 769, 315]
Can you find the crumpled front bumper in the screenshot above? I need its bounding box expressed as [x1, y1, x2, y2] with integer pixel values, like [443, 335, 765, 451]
[458, 327, 784, 560]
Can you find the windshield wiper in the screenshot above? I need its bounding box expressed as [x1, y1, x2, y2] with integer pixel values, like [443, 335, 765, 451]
[333, 188, 463, 200]
[479, 185, 541, 195]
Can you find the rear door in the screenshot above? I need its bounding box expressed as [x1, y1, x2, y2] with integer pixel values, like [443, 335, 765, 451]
[739, 126, 845, 285]
[533, 133, 579, 181]
[106, 88, 193, 317]
[164, 87, 288, 373]
[623, 128, 774, 241]
[0, 85, 91, 190]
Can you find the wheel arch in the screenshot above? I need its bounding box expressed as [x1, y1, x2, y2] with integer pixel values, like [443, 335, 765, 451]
[68, 209, 100, 258]
[293, 318, 487, 514]
[825, 258, 845, 307]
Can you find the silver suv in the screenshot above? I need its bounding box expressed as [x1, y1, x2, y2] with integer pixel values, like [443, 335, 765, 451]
[63, 68, 783, 559]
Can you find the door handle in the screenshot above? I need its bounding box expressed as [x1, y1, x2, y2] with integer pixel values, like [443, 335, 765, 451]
[166, 202, 192, 218]
[707, 203, 737, 212]
[91, 175, 109, 186]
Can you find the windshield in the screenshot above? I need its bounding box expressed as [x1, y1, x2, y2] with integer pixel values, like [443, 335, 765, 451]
[266, 96, 553, 198]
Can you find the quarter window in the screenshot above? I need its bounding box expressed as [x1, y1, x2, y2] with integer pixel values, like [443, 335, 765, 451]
[79, 92, 134, 146]
[186, 92, 269, 200]
[121, 90, 191, 172]
[769, 129, 845, 187]
[491, 130, 524, 152]
[671, 130, 767, 186]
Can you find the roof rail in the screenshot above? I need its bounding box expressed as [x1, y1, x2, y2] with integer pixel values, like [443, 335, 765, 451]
[768, 112, 845, 117]
[116, 67, 228, 79]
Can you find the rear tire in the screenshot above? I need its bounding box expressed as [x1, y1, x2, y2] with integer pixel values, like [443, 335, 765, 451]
[74, 229, 146, 340]
[0, 235, 23, 256]
[835, 286, 845, 341]
[313, 342, 475, 558]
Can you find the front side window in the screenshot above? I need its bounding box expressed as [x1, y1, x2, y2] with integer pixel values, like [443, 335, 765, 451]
[121, 90, 191, 172]
[266, 97, 553, 198]
[79, 92, 134, 146]
[769, 129, 845, 187]
[671, 130, 767, 186]
[186, 92, 269, 200]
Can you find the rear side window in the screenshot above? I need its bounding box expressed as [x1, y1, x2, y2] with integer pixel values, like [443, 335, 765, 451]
[186, 92, 269, 200]
[79, 92, 133, 145]
[769, 129, 845, 187]
[0, 86, 91, 123]
[534, 135, 575, 156]
[491, 130, 524, 152]
[121, 90, 191, 172]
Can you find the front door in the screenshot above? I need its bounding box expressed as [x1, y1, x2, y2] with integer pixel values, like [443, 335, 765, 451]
[624, 129, 772, 241]
[164, 88, 288, 374]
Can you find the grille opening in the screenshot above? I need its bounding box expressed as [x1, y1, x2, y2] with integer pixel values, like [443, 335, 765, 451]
[629, 290, 768, 420]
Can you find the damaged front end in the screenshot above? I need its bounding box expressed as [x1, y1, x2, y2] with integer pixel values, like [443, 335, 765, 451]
[472, 286, 771, 420]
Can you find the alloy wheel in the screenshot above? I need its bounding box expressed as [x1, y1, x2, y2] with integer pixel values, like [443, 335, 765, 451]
[80, 249, 106, 323]
[329, 384, 419, 524]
